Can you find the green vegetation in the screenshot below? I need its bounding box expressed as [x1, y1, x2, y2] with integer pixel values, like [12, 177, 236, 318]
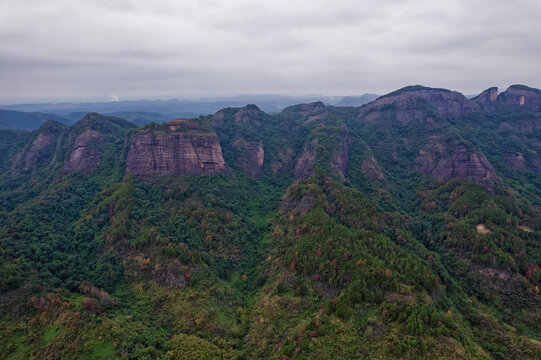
[0, 97, 540, 359]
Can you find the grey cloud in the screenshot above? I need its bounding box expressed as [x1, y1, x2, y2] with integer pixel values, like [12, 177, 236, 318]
[0, 0, 540, 103]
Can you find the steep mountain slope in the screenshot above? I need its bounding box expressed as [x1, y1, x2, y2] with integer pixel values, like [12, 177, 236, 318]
[0, 85, 540, 359]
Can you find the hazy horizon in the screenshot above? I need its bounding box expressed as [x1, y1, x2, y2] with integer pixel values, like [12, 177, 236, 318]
[1, 0, 540, 104]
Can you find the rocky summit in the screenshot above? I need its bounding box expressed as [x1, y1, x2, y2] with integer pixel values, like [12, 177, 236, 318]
[1, 85, 540, 360]
[125, 119, 229, 176]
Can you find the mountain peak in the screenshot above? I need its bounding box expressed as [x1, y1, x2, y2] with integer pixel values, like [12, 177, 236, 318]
[39, 119, 67, 132]
[359, 85, 477, 123]
[74, 112, 136, 131]
[379, 85, 455, 99]
[498, 84, 541, 108]
[472, 87, 498, 108]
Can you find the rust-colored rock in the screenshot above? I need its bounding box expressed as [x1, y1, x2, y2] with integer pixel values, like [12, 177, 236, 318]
[283, 102, 328, 123]
[294, 138, 318, 178]
[63, 113, 134, 173]
[358, 86, 480, 124]
[233, 105, 264, 125]
[417, 145, 501, 187]
[497, 85, 541, 109]
[125, 120, 229, 176]
[10, 120, 65, 175]
[271, 148, 296, 175]
[64, 129, 105, 173]
[330, 139, 350, 178]
[472, 87, 498, 110]
[11, 133, 56, 174]
[212, 105, 265, 128]
[294, 135, 350, 178]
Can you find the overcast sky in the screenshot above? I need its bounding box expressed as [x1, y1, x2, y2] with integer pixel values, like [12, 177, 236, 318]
[1, 0, 540, 103]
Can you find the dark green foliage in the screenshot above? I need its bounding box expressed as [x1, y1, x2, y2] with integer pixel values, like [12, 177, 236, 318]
[1, 98, 540, 360]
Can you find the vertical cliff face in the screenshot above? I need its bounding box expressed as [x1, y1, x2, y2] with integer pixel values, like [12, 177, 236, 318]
[125, 119, 229, 176]
[211, 105, 271, 177]
[417, 145, 501, 187]
[330, 139, 350, 178]
[289, 102, 351, 179]
[472, 87, 499, 110]
[294, 138, 318, 178]
[62, 113, 135, 174]
[357, 86, 480, 124]
[11, 133, 56, 174]
[64, 129, 105, 173]
[10, 120, 65, 175]
[497, 85, 541, 110]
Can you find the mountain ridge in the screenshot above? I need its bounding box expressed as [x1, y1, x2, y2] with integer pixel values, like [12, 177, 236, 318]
[1, 83, 540, 359]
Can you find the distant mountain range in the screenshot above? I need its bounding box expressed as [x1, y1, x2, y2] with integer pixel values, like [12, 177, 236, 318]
[0, 109, 72, 131]
[335, 93, 379, 106]
[1, 84, 541, 359]
[0, 94, 378, 130]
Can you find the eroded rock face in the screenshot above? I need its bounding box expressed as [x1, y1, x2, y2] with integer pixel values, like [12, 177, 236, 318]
[212, 105, 265, 128]
[64, 129, 105, 173]
[11, 133, 56, 174]
[271, 148, 296, 175]
[126, 120, 229, 176]
[284, 102, 328, 123]
[358, 87, 480, 124]
[10, 121, 65, 175]
[330, 140, 350, 178]
[497, 85, 541, 109]
[294, 138, 318, 178]
[472, 87, 499, 110]
[233, 139, 264, 178]
[233, 105, 264, 125]
[294, 136, 350, 178]
[417, 145, 500, 187]
[299, 102, 328, 123]
[212, 110, 226, 128]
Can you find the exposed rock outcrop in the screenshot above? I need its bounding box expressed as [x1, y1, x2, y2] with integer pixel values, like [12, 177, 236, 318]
[358, 86, 480, 124]
[64, 129, 105, 173]
[294, 135, 350, 179]
[472, 87, 499, 110]
[232, 139, 264, 178]
[282, 102, 328, 123]
[233, 104, 264, 125]
[497, 85, 541, 110]
[212, 105, 266, 128]
[11, 133, 56, 174]
[63, 113, 135, 173]
[126, 119, 229, 176]
[271, 148, 296, 175]
[330, 140, 350, 178]
[10, 120, 65, 175]
[294, 138, 318, 178]
[417, 145, 501, 187]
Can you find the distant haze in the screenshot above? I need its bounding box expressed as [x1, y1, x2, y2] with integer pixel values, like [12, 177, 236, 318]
[1, 0, 540, 103]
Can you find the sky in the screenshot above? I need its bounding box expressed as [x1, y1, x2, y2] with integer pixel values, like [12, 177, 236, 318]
[1, 0, 540, 103]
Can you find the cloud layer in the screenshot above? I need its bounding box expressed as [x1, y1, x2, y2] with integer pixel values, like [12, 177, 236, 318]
[1, 0, 540, 102]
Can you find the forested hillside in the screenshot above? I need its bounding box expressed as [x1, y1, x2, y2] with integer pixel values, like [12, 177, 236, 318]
[1, 85, 540, 359]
